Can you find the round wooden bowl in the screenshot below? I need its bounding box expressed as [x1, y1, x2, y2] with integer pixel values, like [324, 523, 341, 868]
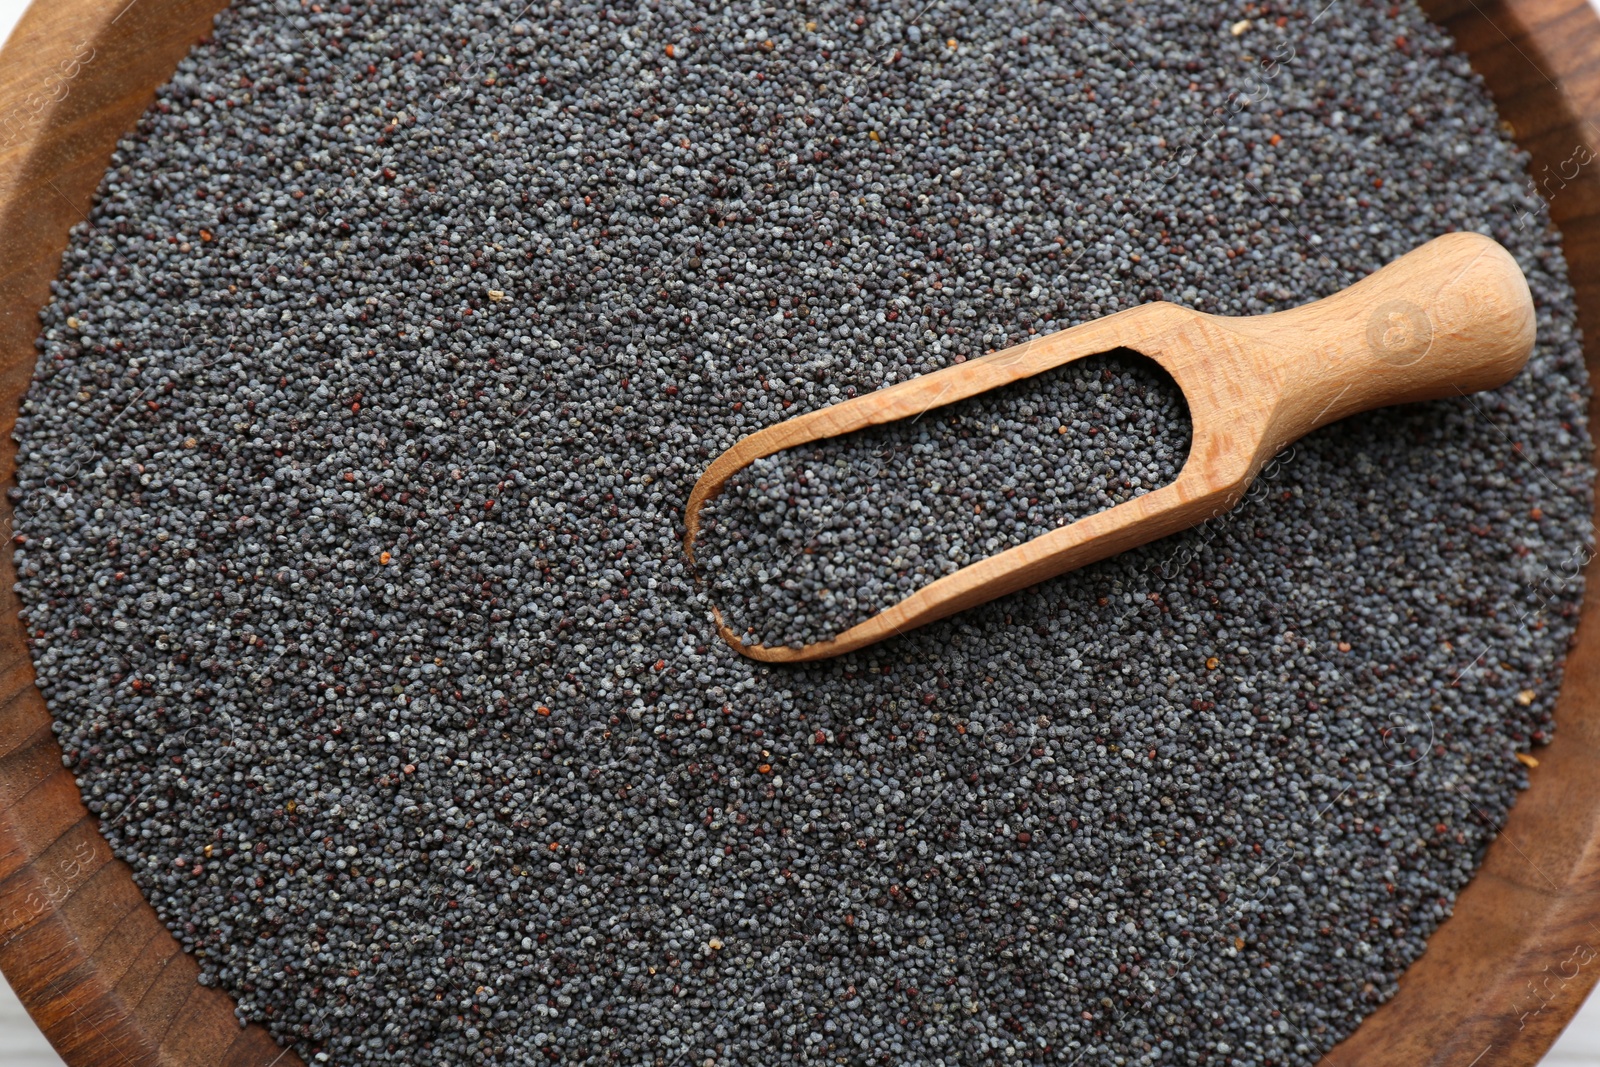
[0, 1, 1598, 1064]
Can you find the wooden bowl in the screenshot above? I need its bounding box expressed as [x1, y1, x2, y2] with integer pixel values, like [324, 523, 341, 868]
[0, 1, 1597, 1064]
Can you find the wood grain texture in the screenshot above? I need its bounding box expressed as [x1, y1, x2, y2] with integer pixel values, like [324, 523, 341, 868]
[687, 233, 1537, 662]
[0, 0, 1591, 1064]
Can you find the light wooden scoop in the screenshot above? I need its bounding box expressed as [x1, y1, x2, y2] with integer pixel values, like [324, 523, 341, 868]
[685, 232, 1536, 662]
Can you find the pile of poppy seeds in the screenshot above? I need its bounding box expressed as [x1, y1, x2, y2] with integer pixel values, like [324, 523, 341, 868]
[697, 351, 1191, 648]
[11, 0, 1593, 1064]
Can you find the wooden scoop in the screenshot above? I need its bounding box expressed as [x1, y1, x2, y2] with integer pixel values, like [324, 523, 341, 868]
[685, 232, 1536, 663]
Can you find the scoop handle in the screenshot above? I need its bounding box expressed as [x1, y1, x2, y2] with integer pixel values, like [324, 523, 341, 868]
[1223, 232, 1535, 447]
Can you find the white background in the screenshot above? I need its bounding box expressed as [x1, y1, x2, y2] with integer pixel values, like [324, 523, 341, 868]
[0, 1, 1595, 1063]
